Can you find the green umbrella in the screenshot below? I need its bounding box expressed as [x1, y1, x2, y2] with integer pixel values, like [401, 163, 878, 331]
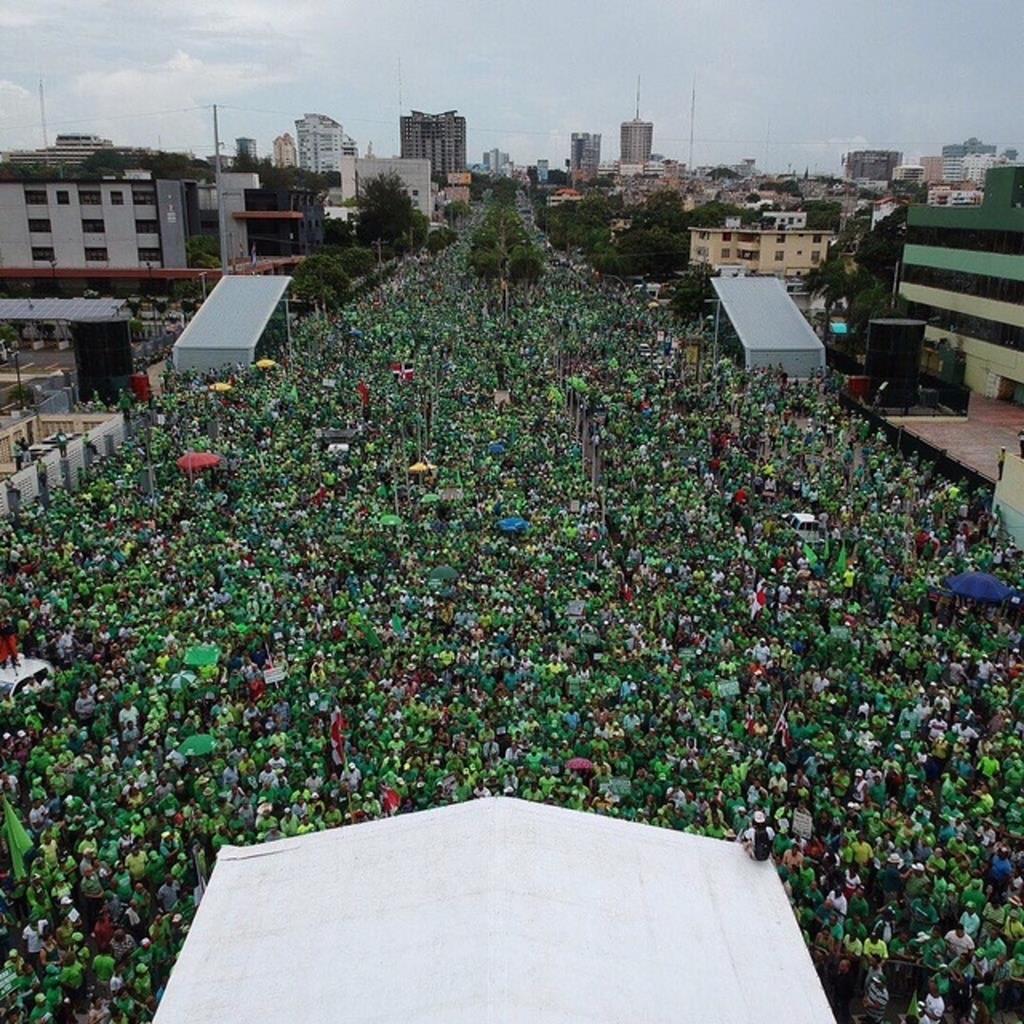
[177, 734, 216, 757]
[167, 670, 197, 691]
[183, 645, 221, 668]
[379, 514, 403, 527]
[420, 493, 441, 505]
[428, 565, 459, 582]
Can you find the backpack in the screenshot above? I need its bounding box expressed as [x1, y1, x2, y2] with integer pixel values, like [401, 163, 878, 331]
[753, 826, 772, 862]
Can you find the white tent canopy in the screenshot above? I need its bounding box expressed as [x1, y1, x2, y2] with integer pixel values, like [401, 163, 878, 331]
[172, 275, 291, 373]
[712, 276, 825, 377]
[155, 799, 834, 1024]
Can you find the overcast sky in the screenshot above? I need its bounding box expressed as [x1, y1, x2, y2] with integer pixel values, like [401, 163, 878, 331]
[1, 0, 1020, 173]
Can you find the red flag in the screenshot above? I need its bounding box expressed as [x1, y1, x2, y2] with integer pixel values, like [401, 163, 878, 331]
[357, 380, 371, 408]
[382, 786, 400, 815]
[773, 702, 792, 750]
[389, 362, 414, 383]
[330, 709, 348, 767]
[749, 583, 767, 621]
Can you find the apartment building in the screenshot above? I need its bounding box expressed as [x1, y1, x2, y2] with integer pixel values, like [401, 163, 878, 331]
[689, 222, 833, 278]
[400, 111, 466, 175]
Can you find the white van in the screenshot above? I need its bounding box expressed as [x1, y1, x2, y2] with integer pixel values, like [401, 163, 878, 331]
[0, 657, 55, 699]
[784, 512, 825, 546]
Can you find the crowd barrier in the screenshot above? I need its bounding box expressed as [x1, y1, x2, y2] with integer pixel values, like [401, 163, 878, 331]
[0, 413, 125, 517]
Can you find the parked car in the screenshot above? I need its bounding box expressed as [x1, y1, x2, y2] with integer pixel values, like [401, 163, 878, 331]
[0, 657, 55, 699]
[783, 512, 825, 545]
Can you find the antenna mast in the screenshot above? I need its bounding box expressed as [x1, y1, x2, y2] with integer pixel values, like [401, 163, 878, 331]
[39, 79, 49, 150]
[635, 74, 640, 119]
[688, 76, 696, 172]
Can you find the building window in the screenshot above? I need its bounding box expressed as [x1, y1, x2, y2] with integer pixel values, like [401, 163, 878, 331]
[137, 248, 162, 263]
[27, 219, 51, 233]
[82, 220, 105, 234]
[720, 248, 731, 259]
[722, 232, 732, 242]
[56, 191, 70, 205]
[811, 251, 821, 264]
[31, 247, 55, 261]
[135, 220, 159, 234]
[132, 191, 155, 206]
[84, 247, 108, 261]
[775, 251, 784, 261]
[24, 190, 47, 205]
[776, 234, 785, 242]
[79, 190, 101, 205]
[812, 234, 823, 243]
[110, 191, 125, 205]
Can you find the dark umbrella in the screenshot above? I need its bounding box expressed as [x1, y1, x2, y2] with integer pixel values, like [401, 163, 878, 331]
[497, 516, 530, 535]
[945, 572, 1013, 604]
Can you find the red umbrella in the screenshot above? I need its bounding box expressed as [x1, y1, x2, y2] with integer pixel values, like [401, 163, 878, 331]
[566, 757, 594, 774]
[176, 452, 221, 475]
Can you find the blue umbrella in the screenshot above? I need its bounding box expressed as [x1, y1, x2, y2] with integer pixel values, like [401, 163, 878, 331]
[497, 516, 530, 535]
[488, 441, 507, 456]
[945, 572, 1013, 604]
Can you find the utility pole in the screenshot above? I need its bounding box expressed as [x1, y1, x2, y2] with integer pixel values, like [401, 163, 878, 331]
[213, 104, 230, 276]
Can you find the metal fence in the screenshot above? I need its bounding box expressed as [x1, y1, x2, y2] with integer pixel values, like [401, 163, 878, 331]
[0, 413, 126, 517]
[839, 392, 991, 491]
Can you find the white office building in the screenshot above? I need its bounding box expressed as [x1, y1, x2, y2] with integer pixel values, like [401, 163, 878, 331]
[338, 157, 432, 218]
[295, 114, 358, 175]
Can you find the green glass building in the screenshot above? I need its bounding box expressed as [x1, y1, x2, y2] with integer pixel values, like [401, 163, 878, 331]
[899, 166, 1024, 397]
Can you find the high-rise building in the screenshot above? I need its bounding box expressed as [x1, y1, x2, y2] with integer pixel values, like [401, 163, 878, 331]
[569, 133, 602, 180]
[236, 137, 258, 162]
[899, 166, 1024, 394]
[919, 156, 944, 183]
[536, 159, 549, 183]
[295, 113, 353, 175]
[620, 119, 654, 165]
[844, 150, 902, 182]
[273, 133, 297, 169]
[483, 149, 510, 176]
[400, 110, 466, 175]
[941, 138, 997, 182]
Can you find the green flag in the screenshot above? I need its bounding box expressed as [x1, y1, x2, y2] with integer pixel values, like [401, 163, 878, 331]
[802, 543, 819, 567]
[3, 796, 33, 880]
[834, 544, 847, 577]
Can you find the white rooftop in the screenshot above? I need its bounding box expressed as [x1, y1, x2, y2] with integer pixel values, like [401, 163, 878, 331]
[155, 799, 834, 1024]
[712, 276, 825, 353]
[172, 275, 290, 370]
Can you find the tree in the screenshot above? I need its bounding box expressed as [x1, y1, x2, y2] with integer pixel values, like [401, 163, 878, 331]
[356, 173, 417, 250]
[856, 207, 907, 282]
[805, 258, 850, 328]
[804, 201, 843, 233]
[427, 227, 458, 254]
[291, 253, 350, 309]
[186, 236, 220, 269]
[669, 269, 712, 324]
[323, 217, 356, 248]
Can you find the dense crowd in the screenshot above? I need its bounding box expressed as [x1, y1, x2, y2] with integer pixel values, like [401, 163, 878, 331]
[1, 229, 1023, 1023]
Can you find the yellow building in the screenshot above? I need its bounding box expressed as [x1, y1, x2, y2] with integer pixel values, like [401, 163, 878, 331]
[688, 226, 833, 278]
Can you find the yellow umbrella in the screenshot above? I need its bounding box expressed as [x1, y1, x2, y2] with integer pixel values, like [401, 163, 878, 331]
[209, 382, 233, 393]
[255, 358, 278, 369]
[409, 461, 436, 474]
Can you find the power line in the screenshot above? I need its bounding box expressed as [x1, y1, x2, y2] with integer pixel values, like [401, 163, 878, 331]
[0, 105, 210, 136]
